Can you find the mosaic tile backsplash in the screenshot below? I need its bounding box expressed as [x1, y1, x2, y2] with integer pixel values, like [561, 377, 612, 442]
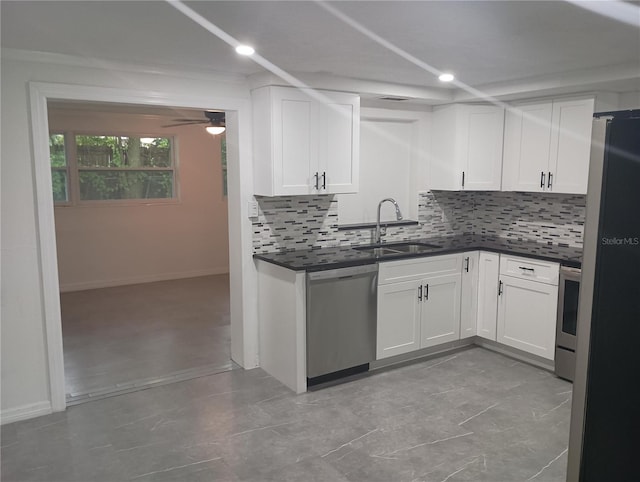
[252, 191, 585, 254]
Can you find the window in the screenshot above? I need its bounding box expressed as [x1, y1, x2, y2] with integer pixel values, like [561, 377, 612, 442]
[49, 133, 175, 203]
[49, 134, 69, 202]
[221, 134, 228, 196]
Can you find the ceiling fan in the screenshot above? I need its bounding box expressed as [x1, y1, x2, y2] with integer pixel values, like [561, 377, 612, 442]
[163, 110, 226, 135]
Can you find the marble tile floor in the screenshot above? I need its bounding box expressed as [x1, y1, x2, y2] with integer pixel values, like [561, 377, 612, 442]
[60, 275, 233, 400]
[1, 347, 572, 482]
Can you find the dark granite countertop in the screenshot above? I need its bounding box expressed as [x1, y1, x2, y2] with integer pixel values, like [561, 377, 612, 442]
[253, 234, 583, 272]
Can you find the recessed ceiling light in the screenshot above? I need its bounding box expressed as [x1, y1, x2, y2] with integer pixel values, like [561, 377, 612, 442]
[439, 73, 455, 82]
[235, 45, 255, 56]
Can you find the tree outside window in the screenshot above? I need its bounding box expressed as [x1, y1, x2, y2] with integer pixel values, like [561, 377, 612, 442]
[49, 134, 68, 202]
[49, 133, 176, 203]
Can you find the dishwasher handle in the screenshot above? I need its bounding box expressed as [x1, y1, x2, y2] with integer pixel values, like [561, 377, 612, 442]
[307, 264, 378, 281]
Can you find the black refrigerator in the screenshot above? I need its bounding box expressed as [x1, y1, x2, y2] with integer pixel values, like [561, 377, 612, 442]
[567, 110, 640, 481]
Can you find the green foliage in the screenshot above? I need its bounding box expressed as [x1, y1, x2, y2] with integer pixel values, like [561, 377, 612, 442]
[79, 171, 173, 200]
[50, 133, 174, 202]
[75, 135, 171, 168]
[221, 135, 228, 196]
[51, 170, 67, 202]
[49, 134, 66, 167]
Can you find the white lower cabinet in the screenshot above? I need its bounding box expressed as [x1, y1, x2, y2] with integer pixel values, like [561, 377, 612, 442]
[421, 273, 462, 347]
[460, 252, 480, 339]
[496, 255, 559, 360]
[476, 252, 500, 340]
[377, 280, 421, 359]
[376, 252, 560, 362]
[377, 254, 462, 360]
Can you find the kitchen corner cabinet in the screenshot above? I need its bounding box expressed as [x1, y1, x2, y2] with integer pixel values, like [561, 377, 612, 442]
[429, 104, 504, 191]
[377, 254, 462, 359]
[252, 85, 360, 196]
[460, 252, 480, 339]
[502, 97, 594, 194]
[476, 251, 500, 340]
[496, 255, 559, 360]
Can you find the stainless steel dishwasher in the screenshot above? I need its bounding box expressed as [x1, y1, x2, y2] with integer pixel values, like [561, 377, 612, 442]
[306, 264, 378, 386]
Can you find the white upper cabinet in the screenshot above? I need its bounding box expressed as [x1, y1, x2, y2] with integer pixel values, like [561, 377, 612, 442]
[502, 97, 594, 194]
[430, 104, 504, 191]
[252, 86, 360, 196]
[548, 98, 596, 194]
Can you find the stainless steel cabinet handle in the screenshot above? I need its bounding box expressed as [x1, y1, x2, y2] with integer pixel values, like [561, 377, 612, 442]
[462, 171, 465, 189]
[418, 285, 422, 302]
[464, 257, 470, 272]
[548, 171, 553, 189]
[322, 171, 326, 190]
[540, 171, 546, 189]
[498, 280, 503, 296]
[314, 172, 319, 190]
[519, 266, 535, 272]
[424, 284, 429, 301]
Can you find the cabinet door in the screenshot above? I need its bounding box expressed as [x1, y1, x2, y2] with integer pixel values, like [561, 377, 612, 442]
[477, 252, 500, 340]
[464, 106, 504, 191]
[421, 273, 462, 348]
[272, 88, 318, 195]
[502, 102, 553, 192]
[429, 105, 464, 190]
[319, 93, 359, 194]
[548, 98, 594, 194]
[377, 280, 421, 359]
[497, 275, 558, 360]
[460, 252, 479, 339]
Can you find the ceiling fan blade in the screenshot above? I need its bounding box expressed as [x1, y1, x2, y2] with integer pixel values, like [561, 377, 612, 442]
[162, 120, 210, 128]
[169, 118, 208, 122]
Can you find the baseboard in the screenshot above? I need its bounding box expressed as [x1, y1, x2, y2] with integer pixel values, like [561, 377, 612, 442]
[1, 401, 52, 425]
[473, 338, 556, 372]
[59, 267, 229, 292]
[370, 339, 475, 371]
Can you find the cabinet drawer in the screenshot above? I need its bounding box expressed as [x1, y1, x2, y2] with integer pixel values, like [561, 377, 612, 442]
[499, 255, 559, 285]
[379, 254, 463, 285]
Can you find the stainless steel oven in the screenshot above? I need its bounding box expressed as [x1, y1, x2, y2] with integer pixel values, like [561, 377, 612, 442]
[555, 265, 581, 381]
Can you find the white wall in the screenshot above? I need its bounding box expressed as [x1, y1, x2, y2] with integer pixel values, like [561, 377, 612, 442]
[619, 91, 640, 109]
[337, 108, 428, 224]
[0, 52, 258, 423]
[49, 107, 229, 291]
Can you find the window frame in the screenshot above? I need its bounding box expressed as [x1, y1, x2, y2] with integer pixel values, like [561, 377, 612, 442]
[49, 132, 72, 206]
[52, 130, 179, 206]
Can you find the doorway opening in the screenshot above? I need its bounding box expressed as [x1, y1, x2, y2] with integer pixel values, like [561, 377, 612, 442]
[47, 100, 235, 403]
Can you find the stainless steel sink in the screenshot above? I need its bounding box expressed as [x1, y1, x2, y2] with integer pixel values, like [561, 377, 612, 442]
[387, 242, 441, 253]
[353, 246, 404, 256]
[353, 242, 441, 257]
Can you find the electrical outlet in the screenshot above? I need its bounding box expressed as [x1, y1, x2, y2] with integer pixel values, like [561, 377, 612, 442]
[248, 200, 259, 218]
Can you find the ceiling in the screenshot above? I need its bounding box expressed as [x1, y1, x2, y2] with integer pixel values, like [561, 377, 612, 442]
[2, 1, 639, 103]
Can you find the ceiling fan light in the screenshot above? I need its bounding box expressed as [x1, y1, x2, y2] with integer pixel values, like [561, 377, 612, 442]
[206, 125, 226, 135]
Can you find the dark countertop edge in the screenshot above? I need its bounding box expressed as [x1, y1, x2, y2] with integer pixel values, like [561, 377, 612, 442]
[336, 220, 419, 231]
[253, 244, 582, 272]
[254, 255, 372, 272]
